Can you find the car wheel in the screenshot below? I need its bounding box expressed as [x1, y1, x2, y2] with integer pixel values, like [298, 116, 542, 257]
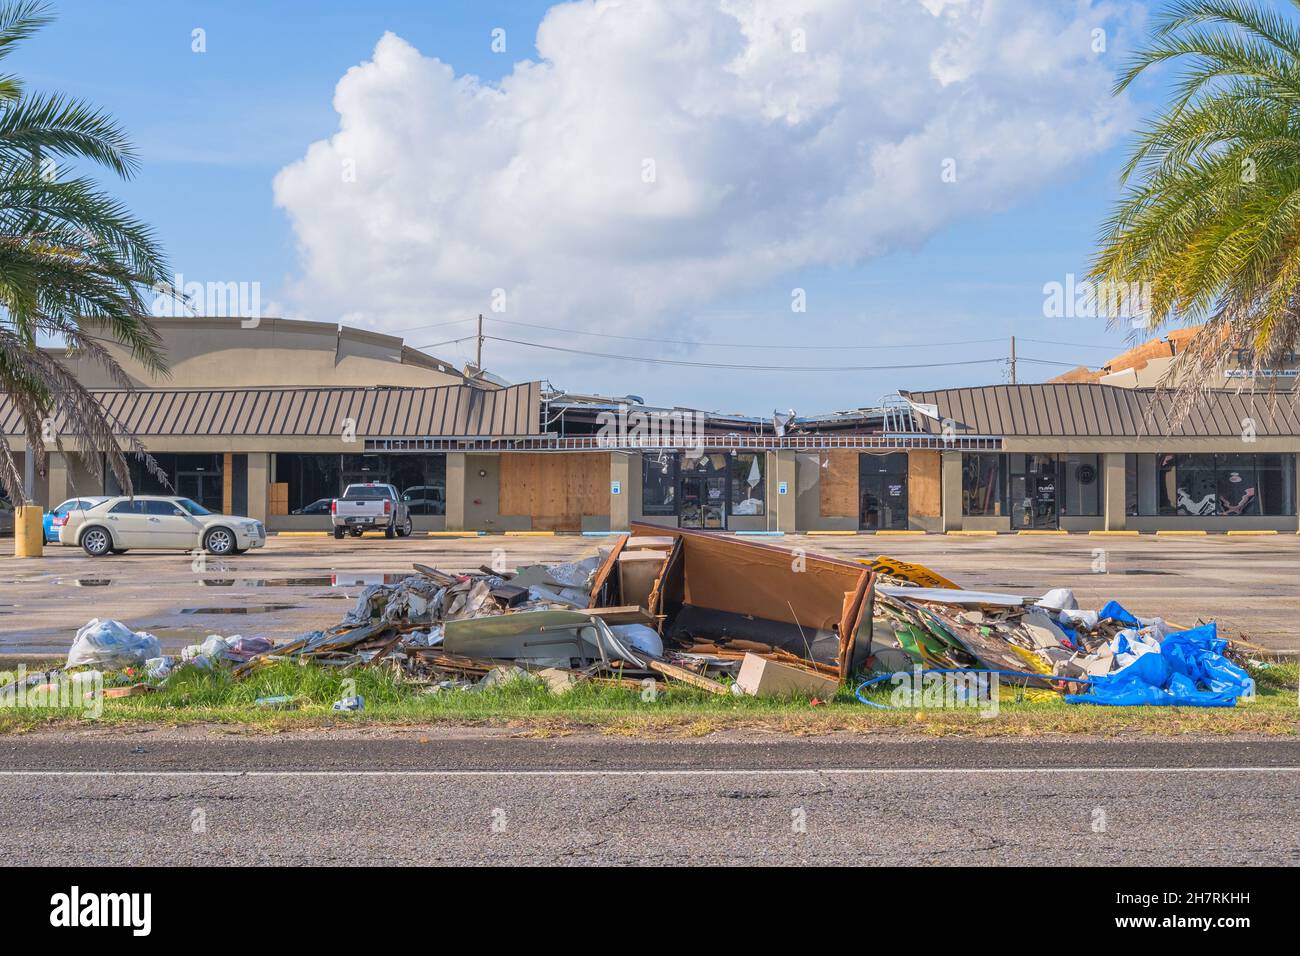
[204, 527, 236, 556]
[398, 517, 413, 537]
[385, 522, 397, 539]
[333, 527, 345, 540]
[81, 527, 112, 557]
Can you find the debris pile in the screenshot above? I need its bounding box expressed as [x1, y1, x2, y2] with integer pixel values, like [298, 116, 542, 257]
[1, 531, 1258, 710]
[863, 558, 1254, 707]
[225, 525, 866, 697]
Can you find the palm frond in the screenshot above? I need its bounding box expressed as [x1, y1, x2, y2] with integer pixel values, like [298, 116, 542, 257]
[1093, 0, 1300, 425]
[0, 91, 139, 177]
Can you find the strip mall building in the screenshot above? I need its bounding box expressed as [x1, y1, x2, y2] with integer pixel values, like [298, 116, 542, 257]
[3, 317, 1298, 534]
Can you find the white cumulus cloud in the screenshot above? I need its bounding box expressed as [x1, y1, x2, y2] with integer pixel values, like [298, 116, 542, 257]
[273, 0, 1137, 392]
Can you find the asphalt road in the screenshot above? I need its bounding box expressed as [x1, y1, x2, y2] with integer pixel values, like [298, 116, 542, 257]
[3, 532, 1300, 655]
[1, 731, 1296, 865]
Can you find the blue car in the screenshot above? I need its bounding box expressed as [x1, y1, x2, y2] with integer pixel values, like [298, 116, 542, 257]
[44, 496, 110, 544]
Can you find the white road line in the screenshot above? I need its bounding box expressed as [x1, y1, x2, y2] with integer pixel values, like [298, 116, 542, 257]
[0, 767, 1296, 778]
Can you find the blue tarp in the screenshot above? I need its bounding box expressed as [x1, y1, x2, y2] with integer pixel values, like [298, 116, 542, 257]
[1098, 600, 1139, 625]
[1064, 622, 1254, 707]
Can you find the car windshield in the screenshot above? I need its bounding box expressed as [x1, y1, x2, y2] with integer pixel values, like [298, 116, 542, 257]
[177, 498, 212, 516]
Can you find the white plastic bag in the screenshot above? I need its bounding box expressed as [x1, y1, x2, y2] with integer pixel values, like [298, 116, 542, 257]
[1036, 588, 1078, 612]
[67, 619, 161, 669]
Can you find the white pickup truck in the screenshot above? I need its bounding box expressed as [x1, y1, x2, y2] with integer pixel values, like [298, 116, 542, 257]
[330, 483, 413, 539]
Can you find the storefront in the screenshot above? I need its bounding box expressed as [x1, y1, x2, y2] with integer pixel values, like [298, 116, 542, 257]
[960, 452, 1103, 530]
[639, 451, 767, 530]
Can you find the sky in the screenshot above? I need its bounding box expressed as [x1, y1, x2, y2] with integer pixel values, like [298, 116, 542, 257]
[14, 0, 1172, 415]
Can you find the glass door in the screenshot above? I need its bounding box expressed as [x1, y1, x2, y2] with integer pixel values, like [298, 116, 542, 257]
[678, 475, 726, 529]
[679, 477, 704, 529]
[1008, 454, 1057, 529]
[174, 455, 224, 512]
[859, 453, 909, 530]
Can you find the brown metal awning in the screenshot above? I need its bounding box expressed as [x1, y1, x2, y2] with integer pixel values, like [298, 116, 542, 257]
[0, 381, 543, 439]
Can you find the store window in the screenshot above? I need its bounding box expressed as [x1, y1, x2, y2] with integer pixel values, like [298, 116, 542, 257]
[1215, 453, 1258, 515]
[277, 454, 446, 515]
[1060, 454, 1101, 516]
[109, 453, 224, 511]
[1256, 454, 1296, 516]
[730, 453, 765, 515]
[962, 453, 1005, 516]
[277, 454, 343, 514]
[1131, 453, 1296, 516]
[641, 454, 677, 515]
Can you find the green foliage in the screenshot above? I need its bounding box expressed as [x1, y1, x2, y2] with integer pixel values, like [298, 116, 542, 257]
[1092, 0, 1300, 418]
[0, 0, 169, 501]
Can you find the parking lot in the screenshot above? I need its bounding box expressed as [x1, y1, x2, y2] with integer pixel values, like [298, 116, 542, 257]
[1, 531, 1298, 656]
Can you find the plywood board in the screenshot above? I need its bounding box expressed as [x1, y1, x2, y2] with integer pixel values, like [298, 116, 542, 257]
[819, 451, 858, 518]
[499, 453, 610, 532]
[222, 452, 234, 515]
[908, 450, 941, 518]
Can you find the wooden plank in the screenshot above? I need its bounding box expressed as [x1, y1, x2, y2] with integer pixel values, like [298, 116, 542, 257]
[587, 605, 660, 626]
[587, 533, 629, 606]
[647, 659, 730, 695]
[646, 535, 682, 622]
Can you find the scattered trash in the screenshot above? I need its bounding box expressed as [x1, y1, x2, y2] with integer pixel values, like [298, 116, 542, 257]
[865, 555, 1254, 707]
[254, 695, 299, 710]
[66, 619, 160, 669]
[331, 695, 365, 712]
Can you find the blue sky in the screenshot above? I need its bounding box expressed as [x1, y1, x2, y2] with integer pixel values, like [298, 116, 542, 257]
[16, 0, 1166, 413]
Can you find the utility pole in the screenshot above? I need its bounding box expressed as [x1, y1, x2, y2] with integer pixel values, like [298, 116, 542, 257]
[1009, 335, 1017, 385]
[475, 313, 484, 372]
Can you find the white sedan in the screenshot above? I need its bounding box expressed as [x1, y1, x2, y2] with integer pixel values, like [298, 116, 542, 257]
[60, 496, 267, 557]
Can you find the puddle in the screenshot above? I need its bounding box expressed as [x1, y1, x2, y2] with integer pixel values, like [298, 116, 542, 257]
[179, 604, 300, 615]
[196, 573, 409, 588]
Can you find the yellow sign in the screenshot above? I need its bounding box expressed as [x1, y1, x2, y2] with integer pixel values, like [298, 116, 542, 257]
[860, 555, 960, 590]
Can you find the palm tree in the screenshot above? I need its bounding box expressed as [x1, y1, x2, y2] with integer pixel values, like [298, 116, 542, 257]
[1091, 0, 1300, 419]
[0, 0, 168, 505]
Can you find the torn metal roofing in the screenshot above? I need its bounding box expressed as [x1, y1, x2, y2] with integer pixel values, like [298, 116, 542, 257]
[901, 384, 1300, 438]
[0, 381, 543, 439]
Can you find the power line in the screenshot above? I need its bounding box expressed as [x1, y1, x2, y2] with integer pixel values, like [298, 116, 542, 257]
[386, 317, 478, 335]
[482, 334, 1011, 372]
[1017, 337, 1128, 351]
[411, 334, 478, 350]
[482, 316, 1009, 351]
[1016, 356, 1087, 368]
